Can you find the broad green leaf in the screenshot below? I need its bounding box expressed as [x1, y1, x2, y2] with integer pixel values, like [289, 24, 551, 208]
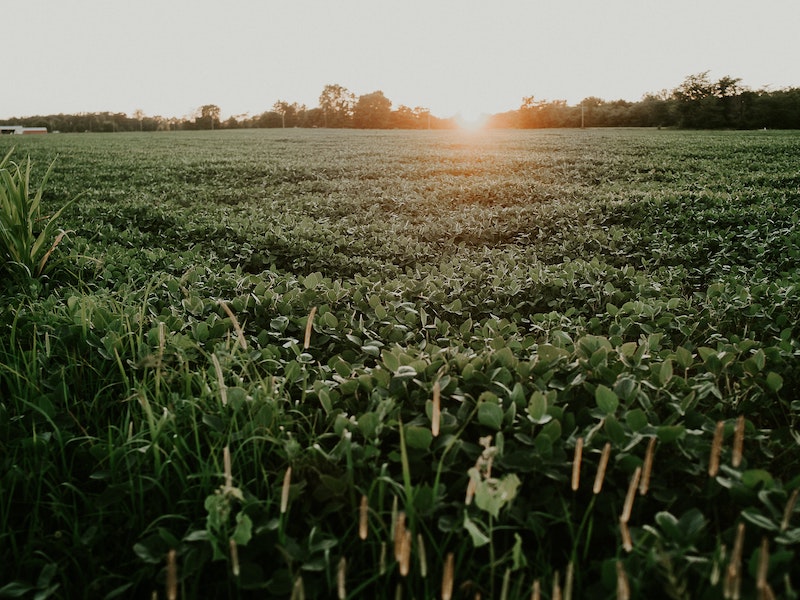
[659, 359, 674, 386]
[595, 385, 619, 415]
[741, 469, 774, 489]
[604, 415, 626, 445]
[625, 408, 649, 432]
[657, 425, 686, 443]
[766, 371, 783, 392]
[478, 402, 504, 430]
[403, 425, 433, 450]
[528, 391, 550, 423]
[232, 513, 253, 545]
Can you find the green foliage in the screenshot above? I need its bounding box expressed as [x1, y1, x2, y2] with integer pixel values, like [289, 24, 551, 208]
[1, 129, 799, 598]
[0, 148, 76, 282]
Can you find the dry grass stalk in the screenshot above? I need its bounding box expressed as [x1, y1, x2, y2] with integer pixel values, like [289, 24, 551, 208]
[708, 420, 725, 477]
[223, 445, 233, 491]
[442, 552, 455, 600]
[620, 517, 633, 552]
[218, 300, 248, 350]
[621, 466, 642, 524]
[304, 306, 317, 350]
[229, 539, 240, 577]
[432, 380, 441, 437]
[616, 560, 630, 600]
[593, 442, 612, 494]
[571, 437, 584, 492]
[211, 353, 227, 406]
[417, 533, 428, 578]
[564, 561, 574, 600]
[394, 511, 407, 562]
[530, 579, 541, 600]
[166, 548, 177, 600]
[359, 494, 369, 540]
[756, 537, 770, 594]
[639, 437, 657, 495]
[398, 529, 412, 576]
[281, 466, 292, 514]
[724, 522, 745, 599]
[732, 415, 745, 468]
[781, 488, 799, 532]
[552, 570, 562, 600]
[337, 556, 346, 600]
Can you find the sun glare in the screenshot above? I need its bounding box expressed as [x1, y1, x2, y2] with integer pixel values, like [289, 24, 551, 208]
[455, 110, 489, 131]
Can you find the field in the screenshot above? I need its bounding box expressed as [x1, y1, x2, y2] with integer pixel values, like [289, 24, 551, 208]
[1, 128, 799, 599]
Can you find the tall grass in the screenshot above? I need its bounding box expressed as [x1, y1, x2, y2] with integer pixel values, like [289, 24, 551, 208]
[0, 148, 75, 281]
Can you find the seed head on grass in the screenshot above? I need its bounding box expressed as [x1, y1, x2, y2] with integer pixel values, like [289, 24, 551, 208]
[621, 466, 641, 524]
[571, 437, 583, 492]
[359, 494, 369, 540]
[619, 517, 633, 553]
[337, 556, 347, 600]
[417, 533, 427, 578]
[398, 529, 412, 576]
[393, 511, 407, 562]
[724, 522, 745, 599]
[531, 579, 541, 600]
[593, 442, 611, 494]
[229, 538, 240, 577]
[281, 467, 292, 514]
[552, 569, 562, 600]
[442, 552, 454, 600]
[708, 420, 725, 477]
[304, 306, 317, 350]
[166, 549, 177, 600]
[431, 379, 441, 437]
[639, 437, 657, 495]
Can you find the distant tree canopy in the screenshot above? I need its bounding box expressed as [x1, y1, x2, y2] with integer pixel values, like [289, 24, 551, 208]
[4, 74, 799, 132]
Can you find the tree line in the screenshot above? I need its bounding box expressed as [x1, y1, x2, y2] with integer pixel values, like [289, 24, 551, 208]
[4, 73, 799, 133]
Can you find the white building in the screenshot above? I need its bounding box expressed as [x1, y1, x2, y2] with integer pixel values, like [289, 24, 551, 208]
[0, 125, 48, 135]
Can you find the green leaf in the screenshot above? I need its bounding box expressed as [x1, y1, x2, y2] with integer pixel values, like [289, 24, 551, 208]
[595, 385, 619, 415]
[478, 402, 504, 430]
[741, 508, 778, 531]
[403, 425, 433, 450]
[659, 359, 674, 386]
[232, 513, 253, 545]
[657, 425, 686, 443]
[358, 412, 381, 439]
[463, 512, 490, 547]
[604, 415, 626, 445]
[766, 371, 783, 392]
[527, 391, 549, 423]
[625, 408, 649, 432]
[381, 349, 400, 373]
[741, 469, 774, 489]
[0, 582, 35, 598]
[475, 474, 521, 518]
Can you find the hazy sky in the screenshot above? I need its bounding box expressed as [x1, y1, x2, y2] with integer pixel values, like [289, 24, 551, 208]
[5, 0, 799, 120]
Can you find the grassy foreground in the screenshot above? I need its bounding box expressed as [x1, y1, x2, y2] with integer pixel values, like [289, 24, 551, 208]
[1, 128, 799, 599]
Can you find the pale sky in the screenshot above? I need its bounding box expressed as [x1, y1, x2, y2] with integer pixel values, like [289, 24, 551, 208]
[5, 0, 799, 120]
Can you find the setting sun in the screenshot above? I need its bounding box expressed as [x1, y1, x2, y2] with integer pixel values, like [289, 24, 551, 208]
[455, 110, 490, 131]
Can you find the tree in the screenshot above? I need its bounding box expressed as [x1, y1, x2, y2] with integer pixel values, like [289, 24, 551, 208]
[353, 91, 392, 128]
[195, 104, 221, 130]
[318, 84, 355, 127]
